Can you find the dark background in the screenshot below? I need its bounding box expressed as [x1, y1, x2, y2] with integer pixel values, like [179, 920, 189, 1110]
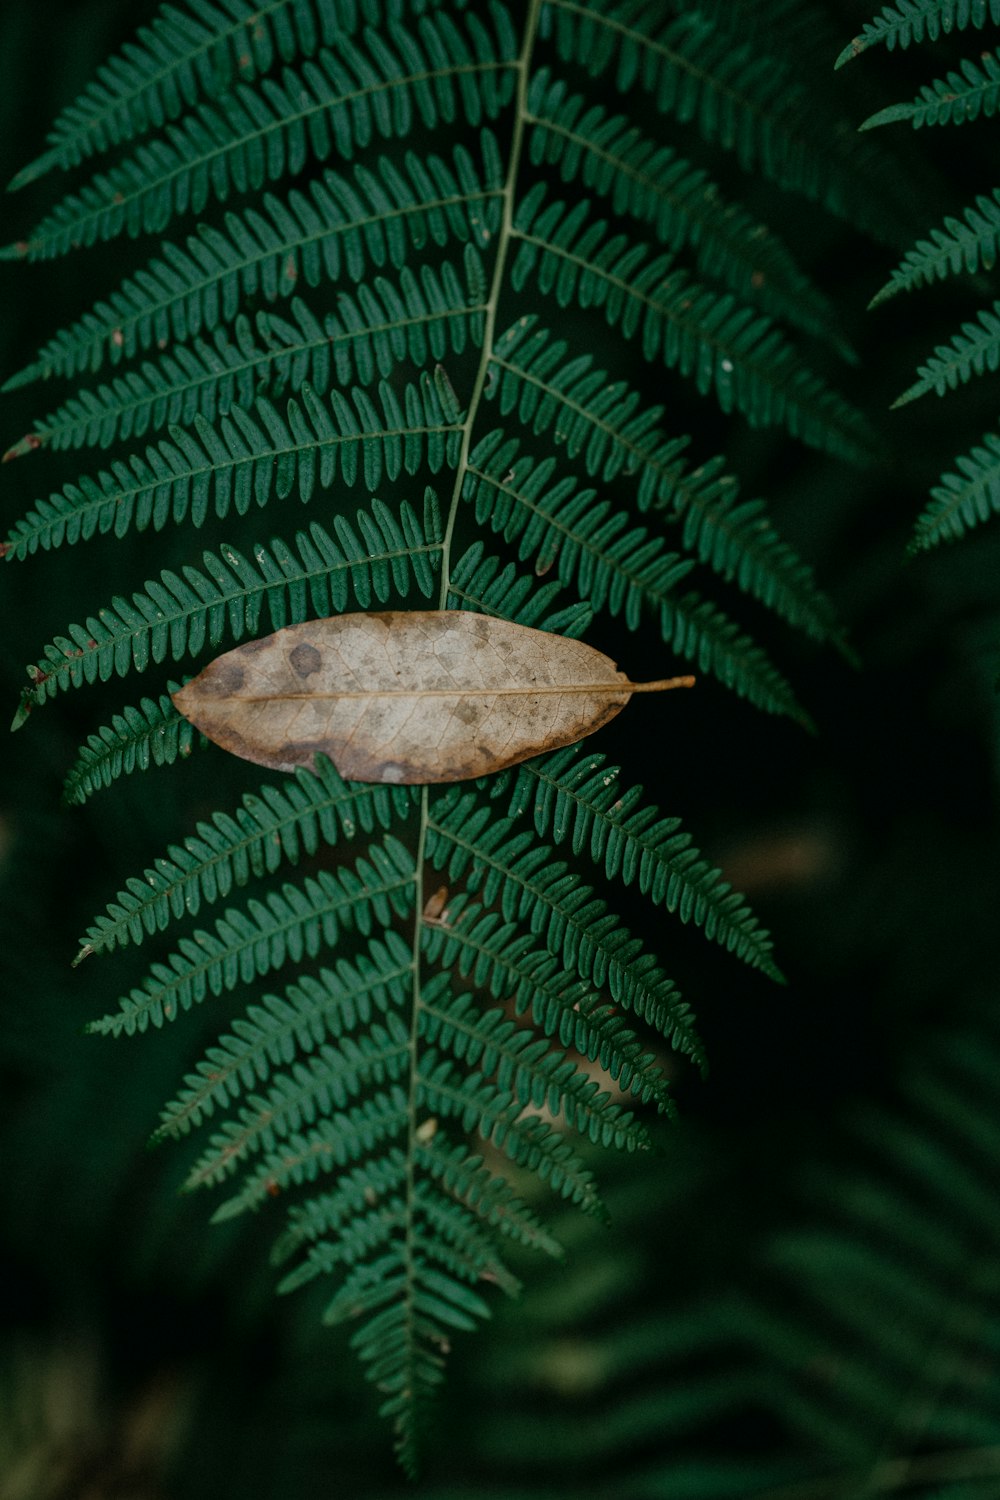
[2, 2, 999, 1496]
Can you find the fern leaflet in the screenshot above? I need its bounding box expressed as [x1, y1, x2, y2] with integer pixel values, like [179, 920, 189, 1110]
[836, 0, 1000, 67]
[862, 47, 1000, 129]
[910, 426, 1000, 548]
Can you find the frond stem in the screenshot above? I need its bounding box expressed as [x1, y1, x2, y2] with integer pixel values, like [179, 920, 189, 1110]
[397, 0, 544, 1450]
[436, 0, 543, 609]
[398, 783, 430, 1454]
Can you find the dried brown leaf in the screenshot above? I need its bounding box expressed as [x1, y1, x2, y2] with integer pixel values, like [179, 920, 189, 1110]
[172, 611, 693, 784]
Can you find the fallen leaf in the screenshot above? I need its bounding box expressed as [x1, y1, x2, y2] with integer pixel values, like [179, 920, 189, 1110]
[172, 611, 694, 784]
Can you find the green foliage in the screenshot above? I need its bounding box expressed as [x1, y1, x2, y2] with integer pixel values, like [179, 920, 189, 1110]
[848, 0, 1000, 548]
[4, 0, 886, 1471]
[62, 684, 199, 806]
[869, 190, 1000, 305]
[862, 46, 1000, 129]
[837, 0, 1000, 66]
[910, 428, 1000, 549]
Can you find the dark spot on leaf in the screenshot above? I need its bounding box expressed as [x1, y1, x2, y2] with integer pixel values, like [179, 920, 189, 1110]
[204, 661, 244, 695]
[290, 641, 322, 677]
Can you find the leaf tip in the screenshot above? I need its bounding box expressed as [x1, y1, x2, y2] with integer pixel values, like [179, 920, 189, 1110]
[3, 432, 46, 462]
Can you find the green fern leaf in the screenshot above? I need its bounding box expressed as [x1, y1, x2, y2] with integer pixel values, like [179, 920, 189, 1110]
[6, 375, 460, 558]
[508, 744, 782, 979]
[464, 428, 694, 620]
[410, 1137, 564, 1257]
[75, 757, 417, 961]
[526, 68, 846, 351]
[836, 0, 1000, 67]
[62, 685, 198, 807]
[19, 494, 442, 715]
[2, 137, 501, 380]
[861, 47, 1000, 129]
[6, 9, 518, 261]
[273, 1158, 524, 1298]
[511, 186, 873, 461]
[910, 425, 1000, 548]
[891, 300, 1000, 405]
[12, 251, 486, 456]
[870, 190, 1000, 306]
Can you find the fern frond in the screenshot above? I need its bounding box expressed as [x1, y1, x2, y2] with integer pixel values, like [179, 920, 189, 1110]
[14, 251, 487, 456]
[509, 745, 781, 979]
[89, 839, 416, 1039]
[464, 429, 692, 620]
[19, 494, 441, 714]
[465, 431, 806, 721]
[525, 69, 845, 351]
[2, 137, 501, 381]
[836, 0, 1000, 67]
[330, 1240, 494, 1476]
[270, 1151, 409, 1257]
[62, 686, 197, 807]
[6, 374, 460, 559]
[7, 9, 518, 261]
[511, 187, 873, 462]
[3, 0, 863, 1469]
[425, 789, 703, 1066]
[870, 190, 1000, 307]
[861, 47, 1000, 129]
[890, 300, 1000, 405]
[487, 319, 843, 645]
[7, 0, 409, 190]
[672, 586, 812, 725]
[910, 425, 1000, 549]
[76, 757, 417, 960]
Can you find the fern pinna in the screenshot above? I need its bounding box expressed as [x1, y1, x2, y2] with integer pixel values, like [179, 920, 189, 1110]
[3, 0, 877, 1469]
